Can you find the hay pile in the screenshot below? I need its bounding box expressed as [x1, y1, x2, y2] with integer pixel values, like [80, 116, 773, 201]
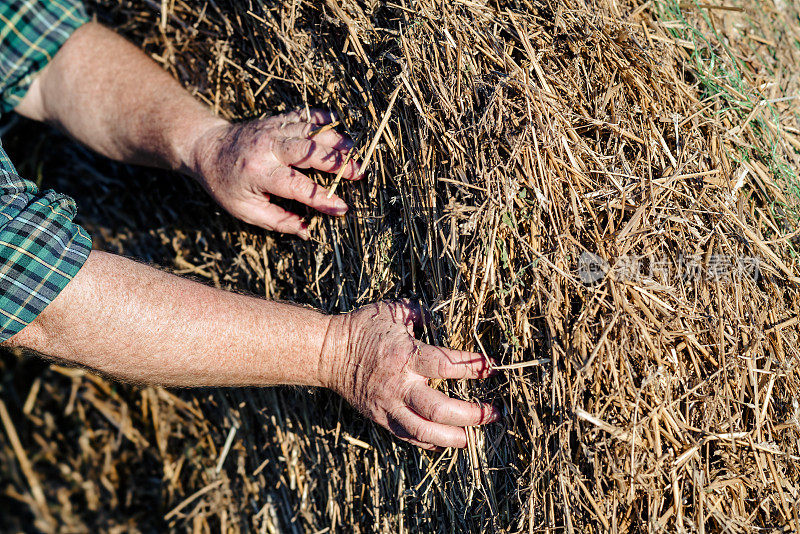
[1, 0, 799, 532]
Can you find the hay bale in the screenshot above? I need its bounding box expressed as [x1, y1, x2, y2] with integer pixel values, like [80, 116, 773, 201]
[2, 0, 799, 532]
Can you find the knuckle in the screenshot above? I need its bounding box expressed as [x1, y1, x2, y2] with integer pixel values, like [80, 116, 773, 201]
[274, 219, 298, 233]
[398, 381, 417, 407]
[299, 179, 320, 200]
[401, 436, 433, 450]
[300, 123, 315, 137]
[243, 158, 265, 176]
[266, 165, 283, 182]
[286, 172, 306, 191]
[470, 353, 487, 373]
[410, 422, 430, 442]
[263, 128, 280, 144]
[247, 215, 273, 230]
[280, 137, 296, 154]
[409, 347, 422, 369]
[280, 110, 300, 123]
[262, 116, 280, 128]
[437, 357, 455, 379]
[294, 139, 313, 159]
[428, 402, 448, 422]
[326, 149, 344, 167]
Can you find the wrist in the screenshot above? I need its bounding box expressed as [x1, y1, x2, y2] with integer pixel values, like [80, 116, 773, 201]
[173, 113, 230, 178]
[317, 313, 354, 393]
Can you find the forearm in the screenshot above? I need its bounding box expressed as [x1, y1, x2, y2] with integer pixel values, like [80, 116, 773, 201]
[14, 22, 224, 173]
[6, 251, 331, 388]
[3, 15, 500, 450]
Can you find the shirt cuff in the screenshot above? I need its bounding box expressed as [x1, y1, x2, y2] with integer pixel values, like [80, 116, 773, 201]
[0, 168, 92, 342]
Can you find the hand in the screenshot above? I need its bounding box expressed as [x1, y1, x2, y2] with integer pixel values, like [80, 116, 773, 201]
[320, 301, 500, 450]
[191, 109, 362, 238]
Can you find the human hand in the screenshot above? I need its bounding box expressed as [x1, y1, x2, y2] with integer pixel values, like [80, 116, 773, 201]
[191, 109, 362, 238]
[319, 301, 500, 450]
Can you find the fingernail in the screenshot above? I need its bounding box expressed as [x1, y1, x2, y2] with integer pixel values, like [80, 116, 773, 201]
[333, 198, 348, 213]
[489, 407, 503, 422]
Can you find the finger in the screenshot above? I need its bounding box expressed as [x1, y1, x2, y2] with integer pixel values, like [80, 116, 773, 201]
[280, 123, 355, 153]
[385, 420, 442, 452]
[245, 203, 309, 239]
[405, 382, 500, 427]
[412, 344, 495, 380]
[384, 299, 427, 335]
[278, 121, 318, 138]
[277, 121, 344, 141]
[387, 407, 467, 449]
[274, 138, 362, 179]
[276, 108, 337, 126]
[311, 130, 356, 154]
[266, 168, 348, 216]
[278, 124, 359, 166]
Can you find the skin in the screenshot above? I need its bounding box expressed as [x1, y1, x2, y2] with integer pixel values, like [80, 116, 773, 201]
[7, 23, 499, 449]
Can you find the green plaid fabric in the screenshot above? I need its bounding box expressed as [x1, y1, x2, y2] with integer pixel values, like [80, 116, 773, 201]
[0, 140, 13, 171]
[0, 0, 91, 341]
[0, 0, 89, 113]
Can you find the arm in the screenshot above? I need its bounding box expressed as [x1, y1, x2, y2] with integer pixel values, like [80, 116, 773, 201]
[8, 251, 499, 449]
[9, 20, 500, 449]
[15, 22, 361, 238]
[13, 23, 217, 174]
[9, 250, 333, 387]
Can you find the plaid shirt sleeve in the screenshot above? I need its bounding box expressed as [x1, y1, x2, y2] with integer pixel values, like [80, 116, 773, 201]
[0, 0, 92, 341]
[0, 0, 89, 113]
[0, 142, 91, 342]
